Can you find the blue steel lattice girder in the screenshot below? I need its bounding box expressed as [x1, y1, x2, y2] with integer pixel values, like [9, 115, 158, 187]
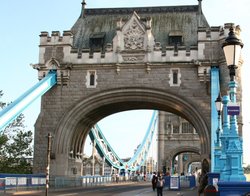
[89, 110, 158, 171]
[210, 66, 220, 172]
[94, 124, 124, 164]
[126, 111, 157, 165]
[0, 71, 57, 131]
[89, 127, 122, 169]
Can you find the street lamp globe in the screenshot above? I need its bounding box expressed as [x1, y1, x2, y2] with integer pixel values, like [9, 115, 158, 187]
[222, 27, 243, 81]
[222, 26, 243, 67]
[215, 93, 223, 115]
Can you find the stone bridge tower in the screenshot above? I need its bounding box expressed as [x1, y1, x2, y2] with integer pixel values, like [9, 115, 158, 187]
[32, 1, 243, 176]
[158, 111, 201, 175]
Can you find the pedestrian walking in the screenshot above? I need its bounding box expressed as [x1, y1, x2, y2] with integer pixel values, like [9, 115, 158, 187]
[116, 173, 119, 183]
[151, 172, 157, 191]
[156, 176, 165, 196]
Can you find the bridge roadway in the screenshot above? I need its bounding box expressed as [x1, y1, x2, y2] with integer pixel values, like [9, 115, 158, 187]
[3, 181, 200, 196]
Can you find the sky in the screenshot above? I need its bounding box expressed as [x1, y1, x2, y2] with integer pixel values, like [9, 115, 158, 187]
[0, 0, 250, 166]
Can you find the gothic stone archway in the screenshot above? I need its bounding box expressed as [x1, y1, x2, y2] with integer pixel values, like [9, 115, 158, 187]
[165, 146, 201, 174]
[34, 87, 210, 176]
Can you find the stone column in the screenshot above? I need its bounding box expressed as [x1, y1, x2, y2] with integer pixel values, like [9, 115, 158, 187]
[178, 154, 184, 175]
[53, 154, 69, 176]
[102, 157, 105, 176]
[92, 141, 96, 176]
[157, 111, 165, 172]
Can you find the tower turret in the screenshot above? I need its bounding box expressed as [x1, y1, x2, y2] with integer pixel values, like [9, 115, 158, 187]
[80, 0, 86, 18]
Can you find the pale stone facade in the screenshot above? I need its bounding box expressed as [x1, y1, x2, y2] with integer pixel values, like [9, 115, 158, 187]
[82, 155, 112, 176]
[32, 1, 242, 176]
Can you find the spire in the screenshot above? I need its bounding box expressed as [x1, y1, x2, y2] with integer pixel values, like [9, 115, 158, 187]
[198, 0, 202, 27]
[198, 0, 202, 14]
[80, 0, 86, 18]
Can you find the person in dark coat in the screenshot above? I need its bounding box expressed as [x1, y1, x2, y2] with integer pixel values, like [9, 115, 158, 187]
[151, 172, 157, 191]
[156, 176, 165, 196]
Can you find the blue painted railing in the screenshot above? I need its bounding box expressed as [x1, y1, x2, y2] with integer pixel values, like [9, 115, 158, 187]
[0, 174, 46, 190]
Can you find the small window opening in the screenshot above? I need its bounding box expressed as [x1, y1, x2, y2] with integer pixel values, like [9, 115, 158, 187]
[182, 122, 194, 134]
[169, 36, 183, 46]
[89, 32, 106, 53]
[173, 125, 179, 134]
[90, 73, 95, 86]
[169, 68, 181, 87]
[173, 70, 178, 84]
[86, 70, 97, 88]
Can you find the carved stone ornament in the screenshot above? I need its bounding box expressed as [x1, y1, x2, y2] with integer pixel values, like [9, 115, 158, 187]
[122, 55, 145, 62]
[124, 19, 144, 50]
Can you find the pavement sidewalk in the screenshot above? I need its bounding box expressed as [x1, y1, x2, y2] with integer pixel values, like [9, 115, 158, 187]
[0, 182, 200, 196]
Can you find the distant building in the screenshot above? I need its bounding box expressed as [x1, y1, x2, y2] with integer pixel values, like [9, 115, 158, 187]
[82, 154, 112, 176]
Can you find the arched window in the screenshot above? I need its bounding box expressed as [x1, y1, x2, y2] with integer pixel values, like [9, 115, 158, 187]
[181, 122, 194, 134]
[173, 70, 178, 84]
[90, 73, 95, 86]
[169, 68, 181, 87]
[86, 70, 97, 88]
[86, 163, 91, 175]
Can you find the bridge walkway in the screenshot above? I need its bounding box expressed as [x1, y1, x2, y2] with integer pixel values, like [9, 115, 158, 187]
[2, 181, 201, 196]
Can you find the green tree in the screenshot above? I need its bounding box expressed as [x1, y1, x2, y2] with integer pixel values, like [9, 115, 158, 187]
[0, 90, 33, 174]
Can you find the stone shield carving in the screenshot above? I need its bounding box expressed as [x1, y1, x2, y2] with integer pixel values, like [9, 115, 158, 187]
[124, 20, 144, 50]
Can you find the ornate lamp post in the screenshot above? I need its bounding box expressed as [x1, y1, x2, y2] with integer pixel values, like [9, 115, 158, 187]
[212, 93, 223, 173]
[220, 26, 245, 181]
[215, 93, 223, 145]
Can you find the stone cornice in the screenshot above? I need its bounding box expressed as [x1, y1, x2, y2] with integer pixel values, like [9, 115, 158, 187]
[85, 5, 199, 16]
